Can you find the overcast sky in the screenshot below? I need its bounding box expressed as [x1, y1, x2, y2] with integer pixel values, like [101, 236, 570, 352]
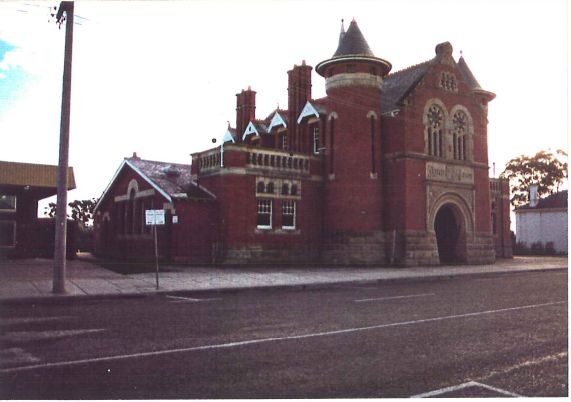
[0, 0, 568, 209]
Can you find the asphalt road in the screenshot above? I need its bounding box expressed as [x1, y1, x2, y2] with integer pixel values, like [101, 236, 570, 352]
[0, 270, 567, 398]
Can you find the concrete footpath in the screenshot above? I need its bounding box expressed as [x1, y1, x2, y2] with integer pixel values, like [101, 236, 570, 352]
[0, 255, 567, 303]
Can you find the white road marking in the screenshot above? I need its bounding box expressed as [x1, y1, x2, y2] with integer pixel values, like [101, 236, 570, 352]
[0, 348, 40, 365]
[476, 351, 568, 382]
[166, 295, 221, 302]
[354, 293, 436, 303]
[0, 316, 75, 326]
[1, 329, 106, 342]
[0, 299, 565, 374]
[410, 380, 523, 398]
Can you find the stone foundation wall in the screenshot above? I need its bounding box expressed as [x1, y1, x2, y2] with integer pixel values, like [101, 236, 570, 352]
[223, 245, 320, 265]
[466, 233, 496, 264]
[393, 230, 440, 267]
[321, 231, 386, 265]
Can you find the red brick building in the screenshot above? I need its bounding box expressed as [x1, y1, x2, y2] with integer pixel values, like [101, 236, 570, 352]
[94, 20, 511, 266]
[0, 160, 77, 259]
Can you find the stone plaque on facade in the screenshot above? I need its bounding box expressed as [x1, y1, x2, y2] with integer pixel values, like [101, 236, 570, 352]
[426, 162, 474, 184]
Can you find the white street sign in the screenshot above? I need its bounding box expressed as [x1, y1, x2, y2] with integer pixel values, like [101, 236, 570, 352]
[145, 209, 166, 225]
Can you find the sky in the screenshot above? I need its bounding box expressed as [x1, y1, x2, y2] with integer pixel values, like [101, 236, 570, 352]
[0, 0, 568, 214]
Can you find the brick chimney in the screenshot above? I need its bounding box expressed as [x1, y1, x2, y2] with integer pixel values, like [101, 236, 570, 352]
[236, 87, 256, 143]
[287, 61, 312, 151]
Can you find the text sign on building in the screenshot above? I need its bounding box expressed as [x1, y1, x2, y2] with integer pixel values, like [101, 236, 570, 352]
[145, 209, 165, 225]
[426, 162, 474, 184]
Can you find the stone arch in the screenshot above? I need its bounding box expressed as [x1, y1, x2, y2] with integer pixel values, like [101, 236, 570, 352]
[428, 192, 473, 264]
[428, 192, 474, 235]
[366, 110, 378, 120]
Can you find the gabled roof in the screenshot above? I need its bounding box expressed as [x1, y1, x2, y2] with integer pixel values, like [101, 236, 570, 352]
[297, 101, 327, 123]
[381, 60, 433, 114]
[242, 120, 269, 140]
[222, 127, 237, 143]
[381, 44, 495, 114]
[0, 160, 76, 190]
[267, 110, 289, 131]
[94, 157, 214, 213]
[518, 190, 568, 210]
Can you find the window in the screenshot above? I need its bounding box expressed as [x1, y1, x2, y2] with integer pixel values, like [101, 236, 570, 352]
[312, 126, 320, 154]
[281, 183, 289, 195]
[0, 195, 16, 211]
[257, 199, 272, 229]
[266, 182, 275, 194]
[440, 72, 457, 92]
[426, 104, 444, 157]
[0, 221, 16, 247]
[282, 133, 288, 150]
[290, 184, 298, 196]
[282, 201, 296, 229]
[452, 110, 467, 161]
[257, 181, 266, 193]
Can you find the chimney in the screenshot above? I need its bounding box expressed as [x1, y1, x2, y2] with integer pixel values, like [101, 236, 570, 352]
[236, 87, 256, 142]
[529, 183, 539, 208]
[287, 62, 313, 151]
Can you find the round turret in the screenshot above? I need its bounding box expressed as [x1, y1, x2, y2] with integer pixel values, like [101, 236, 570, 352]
[315, 19, 391, 93]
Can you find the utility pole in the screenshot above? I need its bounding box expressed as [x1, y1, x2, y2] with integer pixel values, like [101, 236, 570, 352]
[53, 1, 74, 294]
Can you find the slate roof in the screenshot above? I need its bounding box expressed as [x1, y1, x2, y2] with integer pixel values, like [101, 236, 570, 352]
[457, 56, 482, 91]
[0, 160, 75, 190]
[381, 60, 434, 114]
[333, 19, 375, 57]
[518, 190, 568, 210]
[95, 157, 213, 212]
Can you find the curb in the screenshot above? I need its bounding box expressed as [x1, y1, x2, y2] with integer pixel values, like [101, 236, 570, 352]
[0, 266, 566, 306]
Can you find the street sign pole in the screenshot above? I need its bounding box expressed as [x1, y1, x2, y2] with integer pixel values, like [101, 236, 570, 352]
[146, 209, 164, 290]
[154, 224, 159, 290]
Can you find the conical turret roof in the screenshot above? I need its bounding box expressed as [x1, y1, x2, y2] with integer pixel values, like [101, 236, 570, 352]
[332, 19, 375, 57]
[316, 19, 391, 77]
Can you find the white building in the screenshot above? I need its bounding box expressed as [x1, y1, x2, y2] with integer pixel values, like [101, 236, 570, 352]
[515, 190, 568, 254]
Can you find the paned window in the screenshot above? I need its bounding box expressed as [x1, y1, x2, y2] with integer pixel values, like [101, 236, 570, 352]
[0, 221, 16, 247]
[440, 72, 457, 92]
[282, 201, 296, 229]
[452, 111, 467, 161]
[312, 126, 320, 154]
[282, 133, 288, 150]
[0, 195, 16, 211]
[427, 104, 444, 157]
[256, 199, 272, 229]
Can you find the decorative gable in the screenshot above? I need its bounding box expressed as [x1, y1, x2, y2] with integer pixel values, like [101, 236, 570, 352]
[268, 111, 288, 132]
[297, 101, 320, 124]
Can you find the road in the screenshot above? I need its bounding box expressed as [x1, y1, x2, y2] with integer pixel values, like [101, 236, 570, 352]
[0, 269, 567, 398]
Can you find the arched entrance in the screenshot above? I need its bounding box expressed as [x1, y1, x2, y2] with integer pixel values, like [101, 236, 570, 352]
[434, 204, 466, 264]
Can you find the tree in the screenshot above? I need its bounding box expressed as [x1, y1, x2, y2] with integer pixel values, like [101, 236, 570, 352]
[44, 198, 99, 227]
[500, 149, 567, 208]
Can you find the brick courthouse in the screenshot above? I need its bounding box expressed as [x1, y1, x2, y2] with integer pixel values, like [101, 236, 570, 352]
[93, 20, 512, 266]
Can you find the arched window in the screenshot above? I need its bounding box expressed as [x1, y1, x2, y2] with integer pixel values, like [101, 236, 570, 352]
[290, 184, 298, 196]
[426, 104, 444, 157]
[267, 182, 275, 194]
[281, 183, 289, 195]
[452, 110, 468, 161]
[257, 181, 266, 193]
[127, 189, 136, 235]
